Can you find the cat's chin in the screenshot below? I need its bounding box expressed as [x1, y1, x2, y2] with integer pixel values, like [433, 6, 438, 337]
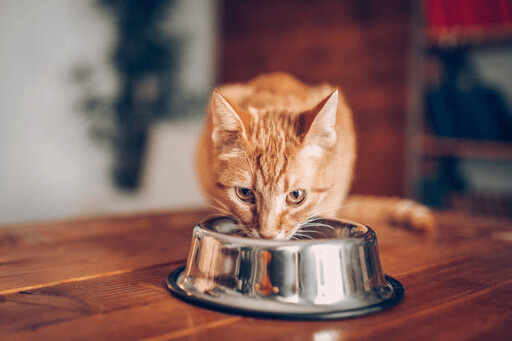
[262, 231, 292, 241]
[225, 219, 297, 240]
[239, 228, 294, 241]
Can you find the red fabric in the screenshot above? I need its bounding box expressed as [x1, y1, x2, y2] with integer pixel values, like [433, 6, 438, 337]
[424, 0, 512, 28]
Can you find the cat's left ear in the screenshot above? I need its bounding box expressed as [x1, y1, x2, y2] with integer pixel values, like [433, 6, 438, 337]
[299, 90, 338, 149]
[210, 90, 251, 157]
[210, 90, 250, 137]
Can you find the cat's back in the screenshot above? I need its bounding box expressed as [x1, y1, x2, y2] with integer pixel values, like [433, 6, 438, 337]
[218, 72, 334, 113]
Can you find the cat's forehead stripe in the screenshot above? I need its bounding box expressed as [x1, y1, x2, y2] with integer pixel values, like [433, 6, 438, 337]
[254, 152, 288, 191]
[246, 109, 300, 193]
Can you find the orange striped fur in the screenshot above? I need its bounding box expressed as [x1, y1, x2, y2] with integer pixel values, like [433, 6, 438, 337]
[195, 73, 434, 239]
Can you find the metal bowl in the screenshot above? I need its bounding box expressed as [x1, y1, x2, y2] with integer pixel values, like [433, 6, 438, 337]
[166, 216, 404, 320]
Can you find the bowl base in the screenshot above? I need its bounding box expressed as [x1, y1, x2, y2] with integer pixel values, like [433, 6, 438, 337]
[166, 265, 405, 320]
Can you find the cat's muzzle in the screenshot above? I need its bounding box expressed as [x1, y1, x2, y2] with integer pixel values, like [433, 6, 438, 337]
[166, 216, 404, 320]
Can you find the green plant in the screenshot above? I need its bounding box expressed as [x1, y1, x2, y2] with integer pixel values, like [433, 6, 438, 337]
[76, 0, 180, 190]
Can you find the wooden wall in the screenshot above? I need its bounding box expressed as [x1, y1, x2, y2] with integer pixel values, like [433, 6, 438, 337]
[219, 0, 410, 197]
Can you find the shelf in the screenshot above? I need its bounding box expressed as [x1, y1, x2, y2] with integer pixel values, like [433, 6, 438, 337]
[425, 24, 512, 51]
[421, 135, 512, 160]
[449, 192, 512, 218]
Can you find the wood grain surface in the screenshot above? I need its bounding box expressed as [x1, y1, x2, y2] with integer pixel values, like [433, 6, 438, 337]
[1, 209, 511, 340]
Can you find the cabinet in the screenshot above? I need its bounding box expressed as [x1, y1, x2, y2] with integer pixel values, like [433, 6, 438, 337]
[406, 0, 512, 217]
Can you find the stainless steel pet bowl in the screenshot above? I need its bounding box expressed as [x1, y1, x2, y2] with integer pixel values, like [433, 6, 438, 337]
[166, 217, 404, 320]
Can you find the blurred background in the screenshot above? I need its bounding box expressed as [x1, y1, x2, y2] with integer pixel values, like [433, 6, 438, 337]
[1, 0, 511, 225]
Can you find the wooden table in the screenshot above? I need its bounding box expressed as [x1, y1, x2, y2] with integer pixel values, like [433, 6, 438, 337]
[1, 209, 511, 340]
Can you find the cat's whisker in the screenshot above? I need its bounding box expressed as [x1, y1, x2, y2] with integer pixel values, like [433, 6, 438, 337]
[290, 227, 317, 238]
[300, 220, 334, 228]
[205, 195, 231, 212]
[205, 206, 231, 218]
[300, 223, 337, 231]
[206, 203, 230, 215]
[300, 222, 336, 228]
[307, 205, 347, 218]
[291, 233, 314, 240]
[233, 230, 248, 237]
[306, 203, 359, 222]
[298, 229, 326, 235]
[296, 226, 330, 238]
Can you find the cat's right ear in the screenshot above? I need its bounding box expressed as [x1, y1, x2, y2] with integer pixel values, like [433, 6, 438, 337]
[210, 90, 250, 156]
[299, 90, 339, 149]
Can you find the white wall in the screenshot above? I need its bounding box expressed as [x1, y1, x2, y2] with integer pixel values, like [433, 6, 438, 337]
[0, 0, 215, 224]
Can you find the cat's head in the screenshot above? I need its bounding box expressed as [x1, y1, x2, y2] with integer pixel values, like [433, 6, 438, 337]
[207, 90, 340, 240]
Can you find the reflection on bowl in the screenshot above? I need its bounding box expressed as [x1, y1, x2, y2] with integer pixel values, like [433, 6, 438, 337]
[167, 216, 404, 320]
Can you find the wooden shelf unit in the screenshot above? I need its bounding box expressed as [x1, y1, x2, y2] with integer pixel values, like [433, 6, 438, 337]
[406, 1, 512, 216]
[425, 23, 512, 50]
[421, 135, 512, 160]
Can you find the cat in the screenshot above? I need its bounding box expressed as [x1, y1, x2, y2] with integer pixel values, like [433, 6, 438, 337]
[195, 72, 435, 240]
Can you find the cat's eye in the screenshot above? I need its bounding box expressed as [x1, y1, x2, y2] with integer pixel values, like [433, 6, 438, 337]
[235, 187, 255, 203]
[286, 189, 306, 206]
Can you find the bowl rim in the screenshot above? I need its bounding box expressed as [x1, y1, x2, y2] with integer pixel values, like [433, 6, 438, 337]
[195, 216, 376, 247]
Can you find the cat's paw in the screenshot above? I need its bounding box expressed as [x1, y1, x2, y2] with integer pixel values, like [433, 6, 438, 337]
[393, 199, 436, 233]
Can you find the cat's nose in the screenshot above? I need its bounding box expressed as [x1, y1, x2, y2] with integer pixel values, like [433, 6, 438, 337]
[258, 231, 276, 240]
[257, 209, 280, 239]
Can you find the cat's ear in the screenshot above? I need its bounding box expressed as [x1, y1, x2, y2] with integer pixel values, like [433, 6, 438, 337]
[299, 90, 338, 149]
[210, 90, 250, 157]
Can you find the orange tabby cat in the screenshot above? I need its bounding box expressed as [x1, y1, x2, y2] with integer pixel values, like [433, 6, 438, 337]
[195, 73, 434, 239]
